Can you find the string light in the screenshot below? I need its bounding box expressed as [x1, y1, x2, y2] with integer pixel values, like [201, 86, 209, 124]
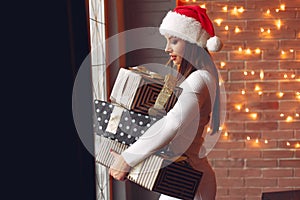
[277, 92, 284, 98]
[266, 9, 271, 15]
[245, 48, 251, 54]
[222, 6, 228, 12]
[238, 47, 243, 52]
[200, 4, 206, 9]
[251, 71, 255, 75]
[286, 142, 290, 146]
[255, 48, 261, 54]
[260, 28, 265, 32]
[296, 143, 300, 148]
[291, 74, 296, 79]
[260, 70, 264, 80]
[290, 49, 294, 53]
[238, 7, 244, 13]
[258, 91, 263, 95]
[280, 4, 285, 11]
[235, 104, 242, 111]
[245, 108, 249, 112]
[250, 113, 258, 120]
[280, 113, 285, 117]
[225, 25, 229, 31]
[264, 140, 268, 144]
[214, 18, 223, 26]
[232, 7, 238, 15]
[295, 113, 299, 117]
[254, 85, 261, 91]
[246, 136, 251, 141]
[276, 8, 280, 13]
[224, 131, 228, 137]
[220, 62, 226, 68]
[267, 29, 271, 34]
[276, 20, 282, 29]
[284, 74, 288, 79]
[241, 89, 246, 95]
[244, 71, 248, 76]
[235, 27, 241, 33]
[296, 92, 300, 100]
[286, 116, 293, 122]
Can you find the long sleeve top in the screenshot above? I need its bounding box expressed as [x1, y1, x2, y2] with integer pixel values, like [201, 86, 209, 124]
[121, 69, 216, 167]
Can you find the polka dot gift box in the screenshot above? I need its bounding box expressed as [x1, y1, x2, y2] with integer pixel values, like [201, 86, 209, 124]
[94, 100, 160, 146]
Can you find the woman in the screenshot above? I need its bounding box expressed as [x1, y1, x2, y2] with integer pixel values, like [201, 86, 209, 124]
[109, 5, 223, 200]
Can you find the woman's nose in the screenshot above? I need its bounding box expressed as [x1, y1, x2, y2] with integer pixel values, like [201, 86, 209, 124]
[165, 43, 172, 53]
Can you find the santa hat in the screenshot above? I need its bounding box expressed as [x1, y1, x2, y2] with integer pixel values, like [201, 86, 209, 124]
[159, 5, 223, 52]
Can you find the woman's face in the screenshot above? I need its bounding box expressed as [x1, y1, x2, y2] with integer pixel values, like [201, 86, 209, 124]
[164, 35, 186, 66]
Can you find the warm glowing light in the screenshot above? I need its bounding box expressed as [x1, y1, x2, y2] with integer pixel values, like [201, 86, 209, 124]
[260, 28, 265, 32]
[214, 18, 223, 26]
[220, 62, 226, 68]
[250, 113, 258, 119]
[235, 104, 242, 111]
[286, 142, 290, 146]
[222, 6, 228, 12]
[296, 143, 300, 148]
[284, 74, 288, 79]
[286, 116, 293, 122]
[245, 48, 251, 54]
[238, 7, 244, 13]
[255, 139, 259, 143]
[260, 70, 264, 80]
[277, 92, 284, 98]
[276, 8, 280, 13]
[224, 131, 228, 137]
[266, 9, 271, 15]
[232, 7, 238, 15]
[238, 47, 243, 52]
[255, 48, 261, 54]
[267, 29, 271, 34]
[295, 113, 299, 117]
[244, 71, 248, 76]
[281, 50, 285, 55]
[200, 4, 206, 9]
[245, 108, 249, 112]
[291, 74, 296, 79]
[251, 71, 255, 75]
[241, 89, 246, 95]
[280, 113, 285, 117]
[235, 27, 241, 33]
[290, 49, 294, 53]
[280, 4, 285, 11]
[276, 20, 282, 29]
[258, 91, 263, 95]
[225, 25, 229, 31]
[207, 127, 211, 132]
[246, 136, 251, 141]
[296, 92, 300, 100]
[264, 140, 268, 144]
[254, 85, 261, 91]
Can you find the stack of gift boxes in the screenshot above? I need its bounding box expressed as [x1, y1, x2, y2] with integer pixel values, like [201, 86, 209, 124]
[94, 66, 204, 199]
[94, 66, 182, 146]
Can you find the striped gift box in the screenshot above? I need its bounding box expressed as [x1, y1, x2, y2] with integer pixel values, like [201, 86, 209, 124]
[96, 136, 203, 200]
[110, 67, 182, 116]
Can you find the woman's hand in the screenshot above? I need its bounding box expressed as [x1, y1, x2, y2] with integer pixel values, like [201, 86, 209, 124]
[109, 150, 131, 181]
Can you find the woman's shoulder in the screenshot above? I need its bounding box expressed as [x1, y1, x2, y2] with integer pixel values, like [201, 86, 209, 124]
[180, 70, 214, 93]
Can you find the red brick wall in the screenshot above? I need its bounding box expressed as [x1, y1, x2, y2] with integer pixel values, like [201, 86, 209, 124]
[179, 0, 300, 199]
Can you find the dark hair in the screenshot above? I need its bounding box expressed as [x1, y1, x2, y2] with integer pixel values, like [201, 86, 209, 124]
[177, 42, 211, 79]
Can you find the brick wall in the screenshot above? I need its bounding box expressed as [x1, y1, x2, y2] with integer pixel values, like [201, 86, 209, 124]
[179, 0, 300, 199]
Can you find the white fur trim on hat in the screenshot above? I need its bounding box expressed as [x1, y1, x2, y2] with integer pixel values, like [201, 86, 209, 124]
[159, 11, 210, 48]
[159, 11, 222, 52]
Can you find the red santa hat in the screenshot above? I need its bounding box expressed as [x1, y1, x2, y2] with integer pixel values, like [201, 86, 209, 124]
[159, 5, 223, 52]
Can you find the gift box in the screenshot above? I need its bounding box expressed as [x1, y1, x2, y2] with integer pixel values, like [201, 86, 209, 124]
[110, 67, 182, 116]
[96, 136, 203, 200]
[94, 100, 159, 146]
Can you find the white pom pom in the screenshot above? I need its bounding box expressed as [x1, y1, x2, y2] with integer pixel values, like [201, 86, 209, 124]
[206, 36, 223, 52]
